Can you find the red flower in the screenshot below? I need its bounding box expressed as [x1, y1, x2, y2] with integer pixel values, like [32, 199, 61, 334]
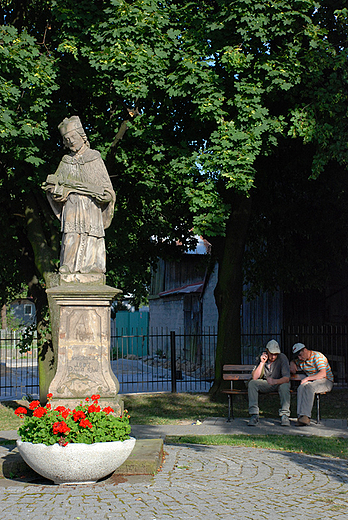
[73, 410, 86, 422]
[88, 404, 101, 414]
[46, 403, 51, 410]
[80, 419, 93, 429]
[103, 406, 114, 415]
[33, 407, 47, 418]
[91, 394, 100, 401]
[61, 408, 71, 419]
[29, 400, 40, 410]
[15, 407, 27, 417]
[54, 406, 66, 413]
[47, 393, 53, 399]
[52, 421, 71, 435]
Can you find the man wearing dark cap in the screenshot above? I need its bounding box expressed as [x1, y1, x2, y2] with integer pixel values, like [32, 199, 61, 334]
[290, 343, 334, 426]
[248, 339, 291, 427]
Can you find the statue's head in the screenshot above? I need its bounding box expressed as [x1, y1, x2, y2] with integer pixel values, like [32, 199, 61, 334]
[58, 116, 89, 152]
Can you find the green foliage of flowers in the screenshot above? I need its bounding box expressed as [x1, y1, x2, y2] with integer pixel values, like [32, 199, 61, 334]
[15, 394, 131, 446]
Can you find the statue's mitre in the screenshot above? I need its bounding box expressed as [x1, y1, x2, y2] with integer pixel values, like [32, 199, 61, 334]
[58, 116, 84, 136]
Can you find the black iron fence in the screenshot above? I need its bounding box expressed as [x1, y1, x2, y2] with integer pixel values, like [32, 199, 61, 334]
[1, 325, 347, 399]
[0, 330, 39, 400]
[110, 328, 216, 394]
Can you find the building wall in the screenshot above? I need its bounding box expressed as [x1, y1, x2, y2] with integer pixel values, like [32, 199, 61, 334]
[149, 295, 184, 332]
[202, 263, 219, 332]
[148, 295, 184, 355]
[242, 289, 283, 335]
[150, 256, 208, 297]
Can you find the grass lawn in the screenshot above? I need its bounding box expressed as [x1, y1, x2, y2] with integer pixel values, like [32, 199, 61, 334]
[0, 400, 24, 431]
[166, 434, 348, 459]
[1, 388, 347, 429]
[123, 388, 348, 424]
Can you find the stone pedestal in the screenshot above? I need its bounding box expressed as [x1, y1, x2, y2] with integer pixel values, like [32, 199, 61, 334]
[46, 284, 122, 413]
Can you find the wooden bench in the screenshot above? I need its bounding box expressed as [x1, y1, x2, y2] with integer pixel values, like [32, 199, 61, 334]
[222, 364, 326, 423]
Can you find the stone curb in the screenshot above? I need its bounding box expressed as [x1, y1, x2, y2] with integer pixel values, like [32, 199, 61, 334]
[116, 438, 164, 476]
[0, 438, 163, 482]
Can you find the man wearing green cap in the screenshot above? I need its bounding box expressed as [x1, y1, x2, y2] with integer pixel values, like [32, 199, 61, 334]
[248, 339, 291, 427]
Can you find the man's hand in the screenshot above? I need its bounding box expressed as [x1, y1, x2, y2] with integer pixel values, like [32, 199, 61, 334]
[251, 352, 268, 380]
[267, 377, 276, 385]
[300, 368, 326, 384]
[290, 361, 297, 374]
[260, 352, 268, 363]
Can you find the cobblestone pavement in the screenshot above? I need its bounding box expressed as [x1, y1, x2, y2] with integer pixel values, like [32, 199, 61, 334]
[1, 443, 348, 519]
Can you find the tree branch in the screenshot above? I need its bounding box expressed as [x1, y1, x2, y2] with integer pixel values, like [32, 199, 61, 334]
[106, 106, 140, 171]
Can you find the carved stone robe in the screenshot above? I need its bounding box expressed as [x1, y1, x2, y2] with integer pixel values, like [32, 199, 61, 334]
[46, 148, 115, 274]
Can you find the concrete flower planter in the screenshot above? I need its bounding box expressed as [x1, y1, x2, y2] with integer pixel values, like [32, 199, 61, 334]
[16, 437, 136, 485]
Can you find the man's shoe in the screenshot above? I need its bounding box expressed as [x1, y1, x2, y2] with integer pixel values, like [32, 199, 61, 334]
[280, 415, 290, 427]
[296, 420, 306, 427]
[297, 415, 310, 426]
[248, 415, 259, 426]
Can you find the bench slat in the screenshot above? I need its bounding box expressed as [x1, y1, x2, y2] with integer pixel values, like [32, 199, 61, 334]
[223, 365, 254, 370]
[223, 374, 251, 381]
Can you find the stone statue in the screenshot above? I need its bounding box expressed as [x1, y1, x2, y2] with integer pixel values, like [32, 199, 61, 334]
[43, 116, 115, 276]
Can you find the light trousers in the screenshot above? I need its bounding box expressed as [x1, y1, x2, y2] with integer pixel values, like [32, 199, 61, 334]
[297, 378, 333, 418]
[248, 379, 290, 417]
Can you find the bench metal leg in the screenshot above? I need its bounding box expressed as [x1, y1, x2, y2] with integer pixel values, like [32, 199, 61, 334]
[316, 393, 321, 424]
[227, 394, 235, 422]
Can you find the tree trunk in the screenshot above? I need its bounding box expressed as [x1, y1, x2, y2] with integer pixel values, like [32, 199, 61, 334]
[210, 193, 252, 395]
[24, 192, 60, 403]
[1, 304, 6, 329]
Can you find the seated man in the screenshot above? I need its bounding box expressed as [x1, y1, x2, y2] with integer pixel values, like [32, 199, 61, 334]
[290, 343, 334, 426]
[248, 340, 290, 427]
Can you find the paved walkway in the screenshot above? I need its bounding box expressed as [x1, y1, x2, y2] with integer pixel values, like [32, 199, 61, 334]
[0, 418, 348, 519]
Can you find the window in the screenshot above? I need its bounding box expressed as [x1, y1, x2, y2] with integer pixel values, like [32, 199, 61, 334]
[24, 305, 32, 315]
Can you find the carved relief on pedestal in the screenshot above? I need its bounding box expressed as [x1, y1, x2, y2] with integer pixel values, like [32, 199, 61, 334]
[49, 305, 119, 399]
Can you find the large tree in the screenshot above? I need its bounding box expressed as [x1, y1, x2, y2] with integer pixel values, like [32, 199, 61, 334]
[71, 0, 348, 391]
[1, 0, 348, 394]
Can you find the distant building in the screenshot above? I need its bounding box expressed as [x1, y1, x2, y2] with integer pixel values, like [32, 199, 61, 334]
[149, 237, 218, 334]
[148, 237, 218, 364]
[7, 298, 36, 329]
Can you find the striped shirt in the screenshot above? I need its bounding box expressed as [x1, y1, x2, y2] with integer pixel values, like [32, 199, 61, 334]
[297, 351, 334, 383]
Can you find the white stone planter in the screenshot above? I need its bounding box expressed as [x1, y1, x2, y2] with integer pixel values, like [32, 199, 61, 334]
[16, 437, 136, 485]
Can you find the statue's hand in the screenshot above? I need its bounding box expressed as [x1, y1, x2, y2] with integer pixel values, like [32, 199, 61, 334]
[42, 182, 55, 192]
[50, 185, 70, 202]
[95, 190, 113, 203]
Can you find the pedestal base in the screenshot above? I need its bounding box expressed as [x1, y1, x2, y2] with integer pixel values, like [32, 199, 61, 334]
[46, 284, 122, 414]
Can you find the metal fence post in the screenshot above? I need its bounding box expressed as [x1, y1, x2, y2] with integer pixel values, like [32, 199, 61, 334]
[170, 330, 177, 393]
